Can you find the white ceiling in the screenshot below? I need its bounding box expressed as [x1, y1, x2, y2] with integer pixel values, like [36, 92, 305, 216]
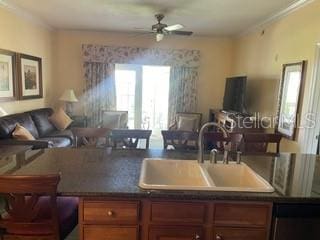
[5, 0, 302, 36]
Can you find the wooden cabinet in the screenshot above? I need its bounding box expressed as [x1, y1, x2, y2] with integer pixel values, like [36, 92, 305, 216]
[150, 202, 206, 224]
[83, 226, 138, 240]
[80, 198, 272, 240]
[213, 227, 267, 240]
[149, 226, 203, 240]
[83, 200, 139, 223]
[214, 203, 270, 227]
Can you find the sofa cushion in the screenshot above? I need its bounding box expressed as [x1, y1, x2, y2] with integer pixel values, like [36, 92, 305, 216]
[48, 108, 73, 131]
[25, 108, 56, 137]
[12, 124, 36, 140]
[48, 129, 74, 142]
[0, 113, 39, 139]
[39, 137, 71, 148]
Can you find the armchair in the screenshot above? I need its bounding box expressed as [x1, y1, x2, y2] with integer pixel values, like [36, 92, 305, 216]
[169, 112, 202, 132]
[162, 112, 202, 150]
[100, 110, 128, 129]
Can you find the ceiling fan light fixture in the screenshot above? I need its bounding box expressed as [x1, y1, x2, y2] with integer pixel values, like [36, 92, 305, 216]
[156, 33, 164, 42]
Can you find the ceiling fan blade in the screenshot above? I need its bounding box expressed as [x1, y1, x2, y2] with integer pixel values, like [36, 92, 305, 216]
[170, 30, 193, 36]
[164, 24, 184, 31]
[134, 27, 153, 31]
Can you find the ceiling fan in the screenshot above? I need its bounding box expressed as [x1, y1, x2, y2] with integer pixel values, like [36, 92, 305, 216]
[136, 14, 193, 42]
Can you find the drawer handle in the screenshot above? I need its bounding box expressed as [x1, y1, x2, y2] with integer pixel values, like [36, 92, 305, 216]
[107, 210, 114, 216]
[215, 234, 222, 240]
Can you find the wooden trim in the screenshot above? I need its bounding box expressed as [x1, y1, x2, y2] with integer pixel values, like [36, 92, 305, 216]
[238, 0, 314, 37]
[0, 49, 18, 102]
[299, 43, 320, 153]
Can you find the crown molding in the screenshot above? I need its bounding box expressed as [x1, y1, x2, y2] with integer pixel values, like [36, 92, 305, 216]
[237, 0, 314, 37]
[0, 0, 54, 31]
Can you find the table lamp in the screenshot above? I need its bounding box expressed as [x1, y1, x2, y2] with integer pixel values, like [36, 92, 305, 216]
[59, 89, 78, 116]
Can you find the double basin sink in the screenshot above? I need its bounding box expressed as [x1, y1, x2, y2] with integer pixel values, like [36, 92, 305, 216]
[139, 159, 274, 192]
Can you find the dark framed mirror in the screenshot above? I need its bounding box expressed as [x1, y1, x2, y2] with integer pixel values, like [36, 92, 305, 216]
[276, 61, 306, 140]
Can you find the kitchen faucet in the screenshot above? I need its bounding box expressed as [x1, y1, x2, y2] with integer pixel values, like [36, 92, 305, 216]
[197, 122, 229, 164]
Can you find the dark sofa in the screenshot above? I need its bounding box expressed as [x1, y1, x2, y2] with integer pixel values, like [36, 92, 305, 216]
[0, 108, 74, 149]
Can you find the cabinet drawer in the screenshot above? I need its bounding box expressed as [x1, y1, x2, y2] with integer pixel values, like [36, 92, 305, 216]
[83, 226, 138, 240]
[83, 200, 139, 223]
[214, 203, 271, 227]
[214, 227, 267, 240]
[151, 202, 206, 223]
[149, 226, 203, 240]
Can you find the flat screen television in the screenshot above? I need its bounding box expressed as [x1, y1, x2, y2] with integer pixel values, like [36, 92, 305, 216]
[223, 76, 247, 114]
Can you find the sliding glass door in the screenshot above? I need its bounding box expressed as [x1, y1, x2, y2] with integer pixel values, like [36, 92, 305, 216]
[115, 64, 170, 147]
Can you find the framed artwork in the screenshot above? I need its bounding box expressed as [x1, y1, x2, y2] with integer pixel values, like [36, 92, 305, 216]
[17, 54, 43, 100]
[0, 49, 17, 101]
[276, 61, 306, 140]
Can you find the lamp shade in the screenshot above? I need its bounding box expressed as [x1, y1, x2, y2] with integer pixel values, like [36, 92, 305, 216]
[0, 107, 7, 117]
[59, 89, 78, 102]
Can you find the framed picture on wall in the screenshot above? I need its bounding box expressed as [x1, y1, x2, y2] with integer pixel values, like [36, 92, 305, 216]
[17, 54, 43, 100]
[0, 49, 17, 101]
[276, 61, 306, 140]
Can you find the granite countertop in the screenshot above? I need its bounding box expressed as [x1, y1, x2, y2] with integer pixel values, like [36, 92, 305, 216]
[0, 148, 320, 202]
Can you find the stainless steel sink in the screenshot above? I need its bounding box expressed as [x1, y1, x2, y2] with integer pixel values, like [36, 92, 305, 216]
[139, 159, 274, 192]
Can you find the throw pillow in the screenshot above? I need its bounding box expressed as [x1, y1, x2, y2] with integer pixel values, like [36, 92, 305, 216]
[177, 116, 196, 131]
[48, 108, 73, 131]
[12, 124, 35, 140]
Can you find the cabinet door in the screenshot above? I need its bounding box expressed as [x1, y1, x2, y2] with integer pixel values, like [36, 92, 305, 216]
[213, 227, 267, 240]
[149, 226, 203, 240]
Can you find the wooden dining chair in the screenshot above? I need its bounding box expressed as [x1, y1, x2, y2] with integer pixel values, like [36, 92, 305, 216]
[203, 132, 243, 152]
[242, 133, 282, 155]
[161, 130, 199, 150]
[110, 129, 152, 149]
[71, 127, 111, 148]
[0, 174, 78, 240]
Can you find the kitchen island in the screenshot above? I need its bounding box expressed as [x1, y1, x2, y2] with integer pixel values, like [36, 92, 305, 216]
[1, 148, 320, 240]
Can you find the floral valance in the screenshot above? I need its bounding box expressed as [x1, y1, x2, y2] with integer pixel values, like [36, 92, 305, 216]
[82, 44, 200, 68]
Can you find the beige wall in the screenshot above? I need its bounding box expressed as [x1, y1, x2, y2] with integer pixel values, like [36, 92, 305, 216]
[53, 30, 234, 121]
[232, 1, 320, 152]
[0, 7, 53, 114]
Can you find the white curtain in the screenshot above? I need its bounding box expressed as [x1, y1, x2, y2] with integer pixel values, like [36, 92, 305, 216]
[83, 62, 116, 127]
[168, 67, 198, 126]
